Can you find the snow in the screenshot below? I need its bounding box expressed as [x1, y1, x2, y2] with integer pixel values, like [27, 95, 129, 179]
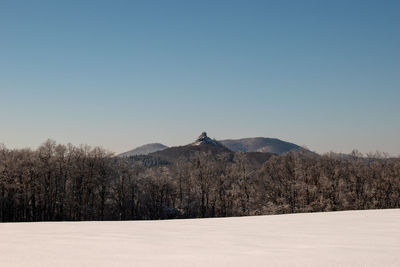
[0, 209, 399, 266]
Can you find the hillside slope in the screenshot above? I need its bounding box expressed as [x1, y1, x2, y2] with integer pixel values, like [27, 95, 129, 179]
[220, 137, 303, 154]
[119, 143, 168, 157]
[0, 209, 399, 266]
[148, 131, 232, 163]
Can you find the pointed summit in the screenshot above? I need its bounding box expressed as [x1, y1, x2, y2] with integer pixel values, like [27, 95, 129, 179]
[192, 131, 223, 147]
[197, 131, 209, 142]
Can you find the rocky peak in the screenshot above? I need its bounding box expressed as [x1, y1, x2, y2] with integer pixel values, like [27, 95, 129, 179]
[193, 132, 221, 146]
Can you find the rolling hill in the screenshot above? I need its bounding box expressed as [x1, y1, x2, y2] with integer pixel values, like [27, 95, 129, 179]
[119, 133, 306, 158]
[219, 137, 303, 154]
[119, 143, 168, 157]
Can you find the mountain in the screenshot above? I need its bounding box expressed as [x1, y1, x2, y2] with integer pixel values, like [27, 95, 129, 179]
[119, 143, 168, 157]
[149, 132, 232, 163]
[145, 132, 274, 169]
[119, 133, 306, 163]
[219, 137, 303, 154]
[192, 132, 225, 147]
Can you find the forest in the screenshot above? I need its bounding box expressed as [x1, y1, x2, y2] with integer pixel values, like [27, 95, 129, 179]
[0, 140, 399, 222]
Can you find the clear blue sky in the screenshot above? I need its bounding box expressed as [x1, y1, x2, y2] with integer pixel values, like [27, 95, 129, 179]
[1, 0, 399, 155]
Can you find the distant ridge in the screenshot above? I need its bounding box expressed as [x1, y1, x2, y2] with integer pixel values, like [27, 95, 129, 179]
[219, 137, 302, 154]
[119, 133, 307, 158]
[119, 143, 168, 157]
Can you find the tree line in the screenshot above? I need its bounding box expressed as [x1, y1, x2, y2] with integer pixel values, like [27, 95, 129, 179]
[0, 140, 399, 222]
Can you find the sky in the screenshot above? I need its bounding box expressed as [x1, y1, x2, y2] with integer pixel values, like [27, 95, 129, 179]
[1, 0, 399, 155]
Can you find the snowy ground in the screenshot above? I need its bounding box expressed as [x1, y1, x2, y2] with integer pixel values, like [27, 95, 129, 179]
[0, 209, 399, 267]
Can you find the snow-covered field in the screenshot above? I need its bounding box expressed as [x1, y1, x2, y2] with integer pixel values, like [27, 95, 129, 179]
[0, 209, 399, 267]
